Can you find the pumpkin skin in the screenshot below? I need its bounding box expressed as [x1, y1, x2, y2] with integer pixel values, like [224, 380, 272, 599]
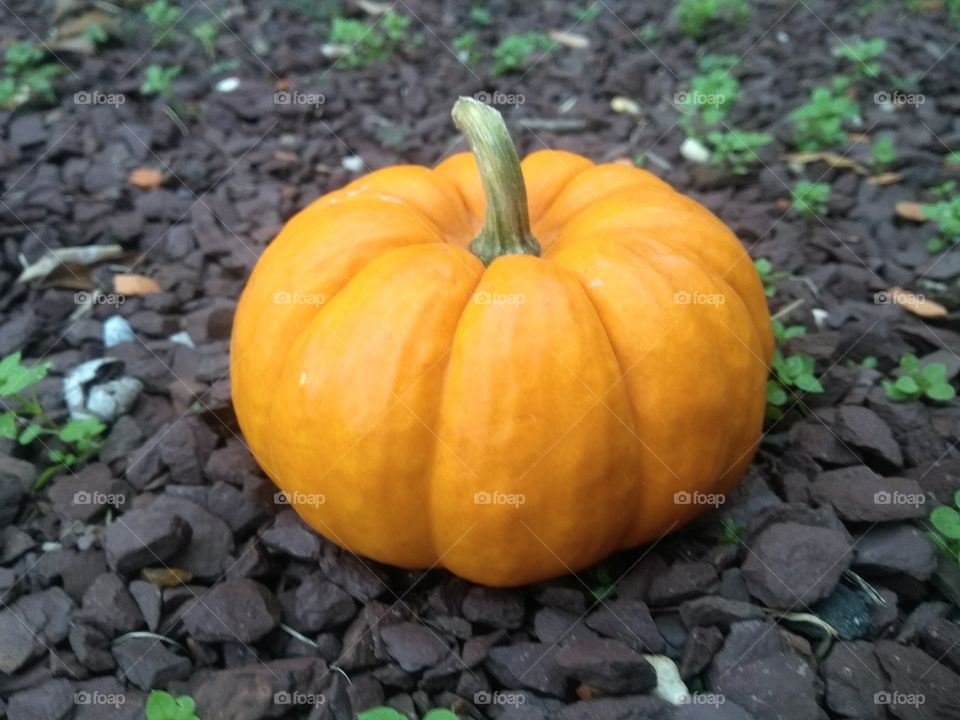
[231, 146, 773, 587]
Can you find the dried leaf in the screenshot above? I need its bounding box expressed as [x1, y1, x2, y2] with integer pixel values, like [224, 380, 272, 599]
[885, 286, 948, 318]
[355, 0, 393, 14]
[867, 172, 901, 186]
[141, 567, 193, 588]
[782, 152, 868, 175]
[18, 244, 124, 283]
[895, 201, 929, 222]
[549, 30, 590, 48]
[114, 274, 161, 296]
[610, 96, 641, 116]
[128, 167, 164, 190]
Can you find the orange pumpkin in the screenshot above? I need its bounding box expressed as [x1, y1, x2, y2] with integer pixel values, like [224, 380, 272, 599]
[231, 98, 773, 586]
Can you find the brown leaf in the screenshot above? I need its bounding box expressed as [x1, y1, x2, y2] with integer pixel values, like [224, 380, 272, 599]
[895, 201, 929, 222]
[18, 244, 125, 283]
[141, 567, 193, 588]
[867, 172, 901, 186]
[782, 152, 868, 175]
[885, 286, 947, 318]
[128, 167, 164, 190]
[114, 273, 161, 296]
[549, 30, 590, 48]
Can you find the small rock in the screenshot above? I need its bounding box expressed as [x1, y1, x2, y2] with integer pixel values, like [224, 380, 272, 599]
[261, 509, 321, 561]
[556, 695, 673, 720]
[585, 599, 664, 654]
[487, 643, 566, 697]
[679, 626, 724, 680]
[380, 622, 451, 672]
[742, 522, 853, 608]
[678, 596, 765, 629]
[922, 617, 960, 674]
[279, 573, 356, 633]
[113, 636, 191, 691]
[69, 622, 115, 672]
[714, 651, 823, 720]
[0, 587, 74, 673]
[181, 578, 281, 643]
[853, 524, 937, 581]
[0, 454, 34, 525]
[647, 562, 718, 605]
[104, 508, 191, 575]
[875, 640, 960, 719]
[75, 573, 143, 636]
[836, 405, 903, 468]
[820, 641, 885, 720]
[462, 587, 525, 629]
[318, 548, 388, 602]
[128, 580, 162, 632]
[47, 464, 129, 523]
[151, 494, 234, 579]
[811, 466, 925, 521]
[206, 481, 265, 536]
[555, 637, 656, 695]
[6, 678, 74, 720]
[533, 607, 597, 647]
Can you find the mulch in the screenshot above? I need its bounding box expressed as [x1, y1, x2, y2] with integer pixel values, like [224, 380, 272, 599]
[1, 0, 960, 719]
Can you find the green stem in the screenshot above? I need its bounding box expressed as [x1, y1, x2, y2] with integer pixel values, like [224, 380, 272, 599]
[451, 96, 540, 265]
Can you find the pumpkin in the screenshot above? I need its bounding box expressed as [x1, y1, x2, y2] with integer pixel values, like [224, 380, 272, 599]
[231, 97, 773, 586]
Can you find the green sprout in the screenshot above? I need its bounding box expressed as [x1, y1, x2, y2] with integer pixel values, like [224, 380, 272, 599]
[676, 0, 750, 40]
[720, 518, 746, 545]
[792, 181, 831, 218]
[833, 37, 886, 81]
[754, 258, 791, 298]
[491, 32, 553, 75]
[679, 55, 741, 134]
[453, 31, 481, 68]
[571, 3, 601, 22]
[0, 352, 106, 489]
[140, 64, 182, 96]
[0, 41, 62, 110]
[767, 321, 823, 418]
[83, 23, 110, 46]
[468, 5, 492, 25]
[328, 11, 413, 69]
[923, 195, 960, 252]
[929, 490, 960, 564]
[145, 691, 200, 720]
[143, 0, 181, 42]
[870, 136, 896, 171]
[881, 353, 955, 402]
[191, 22, 219, 57]
[359, 709, 457, 720]
[706, 129, 773, 175]
[789, 86, 859, 151]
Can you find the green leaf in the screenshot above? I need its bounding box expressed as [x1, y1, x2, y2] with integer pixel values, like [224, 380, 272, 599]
[784, 355, 806, 378]
[58, 417, 105, 444]
[423, 711, 459, 720]
[357, 709, 408, 720]
[921, 363, 948, 384]
[930, 506, 960, 540]
[881, 379, 905, 401]
[18, 424, 43, 445]
[766, 379, 788, 406]
[900, 353, 919, 374]
[0, 352, 51, 396]
[782, 325, 806, 340]
[0, 412, 17, 439]
[145, 691, 198, 720]
[794, 374, 823, 393]
[925, 382, 956, 402]
[954, 489, 960, 511]
[894, 376, 919, 395]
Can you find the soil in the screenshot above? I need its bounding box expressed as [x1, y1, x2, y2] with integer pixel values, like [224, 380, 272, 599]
[1, 1, 960, 719]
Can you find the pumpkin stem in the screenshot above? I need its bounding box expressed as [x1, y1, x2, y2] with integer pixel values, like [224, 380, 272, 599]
[452, 97, 540, 265]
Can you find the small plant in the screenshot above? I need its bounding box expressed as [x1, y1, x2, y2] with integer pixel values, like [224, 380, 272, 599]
[83, 23, 110, 46]
[833, 37, 886, 81]
[453, 31, 481, 68]
[191, 21, 219, 57]
[677, 0, 751, 39]
[491, 32, 553, 75]
[929, 490, 960, 564]
[754, 258, 791, 297]
[359, 709, 457, 720]
[871, 136, 896, 171]
[468, 5, 492, 25]
[923, 195, 960, 252]
[140, 64, 181, 96]
[789, 86, 860, 151]
[792, 181, 831, 218]
[328, 11, 413, 69]
[143, 0, 181, 42]
[0, 41, 62, 110]
[0, 352, 106, 489]
[638, 22, 661, 43]
[720, 518, 746, 544]
[587, 562, 616, 602]
[767, 321, 823, 418]
[679, 55, 741, 132]
[145, 690, 200, 720]
[706, 129, 773, 175]
[946, 151, 960, 166]
[571, 3, 601, 22]
[882, 353, 955, 402]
